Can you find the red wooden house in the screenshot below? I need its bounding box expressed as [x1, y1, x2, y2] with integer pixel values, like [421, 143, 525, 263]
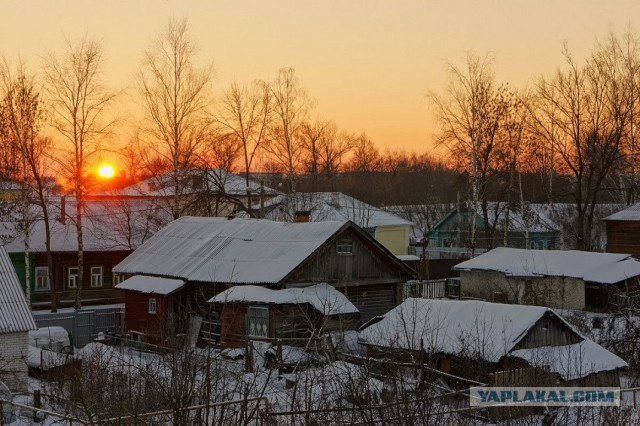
[114, 217, 415, 345]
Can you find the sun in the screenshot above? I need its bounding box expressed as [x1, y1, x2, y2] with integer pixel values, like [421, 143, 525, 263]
[97, 164, 115, 179]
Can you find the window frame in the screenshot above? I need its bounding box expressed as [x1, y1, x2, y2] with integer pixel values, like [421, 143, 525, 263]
[337, 240, 354, 255]
[148, 298, 157, 314]
[35, 266, 50, 291]
[247, 305, 269, 338]
[68, 266, 79, 289]
[90, 266, 103, 288]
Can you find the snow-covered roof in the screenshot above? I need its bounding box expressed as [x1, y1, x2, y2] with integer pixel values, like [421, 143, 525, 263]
[603, 203, 640, 221]
[358, 299, 572, 363]
[114, 217, 348, 284]
[1, 198, 170, 253]
[431, 202, 559, 235]
[209, 283, 359, 316]
[508, 339, 628, 380]
[454, 247, 640, 284]
[0, 245, 37, 333]
[100, 169, 280, 198]
[116, 275, 185, 295]
[261, 192, 413, 228]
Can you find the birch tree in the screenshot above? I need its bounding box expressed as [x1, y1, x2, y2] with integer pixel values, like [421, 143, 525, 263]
[43, 36, 117, 309]
[429, 54, 511, 253]
[139, 18, 213, 219]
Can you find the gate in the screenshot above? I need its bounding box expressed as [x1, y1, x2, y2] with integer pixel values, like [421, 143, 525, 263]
[33, 306, 125, 348]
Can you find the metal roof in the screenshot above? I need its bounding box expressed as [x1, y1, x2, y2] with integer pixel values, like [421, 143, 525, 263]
[116, 275, 185, 295]
[0, 246, 37, 333]
[454, 247, 640, 284]
[114, 217, 348, 284]
[603, 203, 640, 221]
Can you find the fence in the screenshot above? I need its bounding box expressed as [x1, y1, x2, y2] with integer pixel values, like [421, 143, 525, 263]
[403, 279, 461, 300]
[32, 306, 124, 348]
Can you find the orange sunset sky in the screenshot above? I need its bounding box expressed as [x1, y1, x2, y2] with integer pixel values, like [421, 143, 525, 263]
[2, 0, 640, 155]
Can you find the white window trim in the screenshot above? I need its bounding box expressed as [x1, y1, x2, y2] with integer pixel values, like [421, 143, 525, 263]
[112, 273, 124, 286]
[148, 298, 157, 314]
[247, 305, 269, 338]
[68, 266, 79, 289]
[90, 266, 103, 288]
[35, 266, 50, 291]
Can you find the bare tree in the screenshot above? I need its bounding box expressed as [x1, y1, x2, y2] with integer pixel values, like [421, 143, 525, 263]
[43, 36, 117, 309]
[1, 61, 60, 310]
[265, 67, 311, 195]
[138, 17, 213, 219]
[529, 42, 634, 250]
[429, 54, 513, 253]
[215, 80, 271, 216]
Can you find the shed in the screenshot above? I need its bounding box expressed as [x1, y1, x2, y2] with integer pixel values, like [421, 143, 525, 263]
[209, 283, 359, 348]
[359, 299, 627, 386]
[453, 247, 640, 310]
[0, 245, 38, 392]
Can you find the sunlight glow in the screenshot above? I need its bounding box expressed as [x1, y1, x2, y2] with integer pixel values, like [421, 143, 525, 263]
[97, 164, 115, 179]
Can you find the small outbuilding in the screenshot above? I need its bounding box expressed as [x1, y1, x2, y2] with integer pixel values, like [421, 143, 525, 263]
[359, 299, 627, 386]
[210, 283, 360, 348]
[453, 247, 640, 310]
[0, 245, 38, 392]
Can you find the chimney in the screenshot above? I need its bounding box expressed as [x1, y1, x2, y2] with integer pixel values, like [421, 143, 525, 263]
[294, 211, 311, 223]
[60, 195, 66, 224]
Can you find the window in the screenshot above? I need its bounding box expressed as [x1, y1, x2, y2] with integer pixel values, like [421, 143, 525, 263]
[337, 240, 353, 255]
[35, 267, 50, 291]
[113, 273, 125, 286]
[68, 267, 78, 289]
[90, 266, 103, 288]
[247, 306, 269, 338]
[148, 298, 157, 314]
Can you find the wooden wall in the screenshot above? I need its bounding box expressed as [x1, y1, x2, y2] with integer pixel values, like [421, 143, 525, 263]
[606, 221, 640, 259]
[32, 250, 131, 308]
[513, 313, 582, 350]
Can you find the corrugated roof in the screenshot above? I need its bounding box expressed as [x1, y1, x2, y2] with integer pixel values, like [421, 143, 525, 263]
[0, 246, 37, 333]
[116, 275, 185, 295]
[1, 199, 170, 253]
[114, 217, 347, 284]
[260, 192, 413, 228]
[454, 247, 640, 284]
[359, 299, 567, 362]
[603, 203, 640, 221]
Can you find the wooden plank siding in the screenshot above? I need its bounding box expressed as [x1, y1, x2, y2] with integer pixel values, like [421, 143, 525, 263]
[31, 250, 131, 308]
[512, 313, 582, 350]
[606, 221, 640, 259]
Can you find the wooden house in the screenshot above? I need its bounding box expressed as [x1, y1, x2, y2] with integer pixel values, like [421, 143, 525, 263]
[209, 283, 360, 348]
[453, 247, 640, 311]
[0, 245, 38, 392]
[604, 203, 640, 259]
[114, 217, 415, 345]
[359, 299, 627, 387]
[426, 204, 559, 259]
[1, 199, 141, 309]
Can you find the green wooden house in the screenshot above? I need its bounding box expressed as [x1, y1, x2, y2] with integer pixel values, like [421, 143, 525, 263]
[426, 203, 560, 256]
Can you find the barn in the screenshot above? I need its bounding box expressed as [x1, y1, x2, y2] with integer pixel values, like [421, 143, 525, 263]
[114, 217, 414, 345]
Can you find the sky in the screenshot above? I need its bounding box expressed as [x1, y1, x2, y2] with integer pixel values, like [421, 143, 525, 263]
[1, 0, 639, 156]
